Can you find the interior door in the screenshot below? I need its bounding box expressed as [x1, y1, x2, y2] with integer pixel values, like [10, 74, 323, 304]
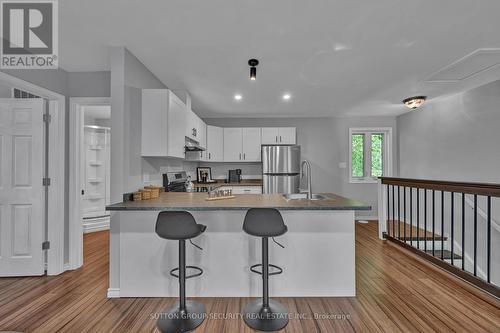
[0, 99, 44, 276]
[242, 128, 262, 161]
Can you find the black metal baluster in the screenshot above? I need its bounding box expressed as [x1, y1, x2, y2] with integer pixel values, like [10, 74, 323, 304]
[387, 184, 390, 237]
[441, 191, 444, 260]
[410, 188, 413, 247]
[461, 193, 465, 271]
[403, 187, 407, 242]
[392, 185, 395, 237]
[432, 190, 435, 256]
[473, 195, 477, 276]
[424, 190, 427, 252]
[398, 186, 401, 240]
[487, 196, 491, 283]
[416, 188, 420, 249]
[451, 192, 454, 266]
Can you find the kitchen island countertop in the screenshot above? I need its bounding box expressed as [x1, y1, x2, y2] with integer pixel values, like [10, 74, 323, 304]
[106, 192, 371, 211]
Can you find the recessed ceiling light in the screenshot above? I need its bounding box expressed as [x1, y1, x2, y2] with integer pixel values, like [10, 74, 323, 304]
[282, 94, 291, 100]
[234, 94, 242, 101]
[403, 95, 426, 109]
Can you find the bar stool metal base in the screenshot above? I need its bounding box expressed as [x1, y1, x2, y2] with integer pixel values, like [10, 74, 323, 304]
[156, 300, 205, 333]
[242, 299, 289, 332]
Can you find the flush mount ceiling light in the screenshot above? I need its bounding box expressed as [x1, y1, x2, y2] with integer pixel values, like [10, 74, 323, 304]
[282, 93, 291, 100]
[234, 94, 242, 101]
[403, 96, 426, 109]
[248, 59, 259, 80]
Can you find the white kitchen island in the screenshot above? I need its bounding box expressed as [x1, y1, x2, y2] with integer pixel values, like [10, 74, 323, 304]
[106, 192, 370, 298]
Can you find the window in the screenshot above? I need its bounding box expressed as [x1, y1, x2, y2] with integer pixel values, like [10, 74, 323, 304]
[349, 128, 392, 183]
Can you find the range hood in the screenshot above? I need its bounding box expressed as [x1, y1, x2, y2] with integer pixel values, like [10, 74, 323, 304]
[185, 136, 205, 152]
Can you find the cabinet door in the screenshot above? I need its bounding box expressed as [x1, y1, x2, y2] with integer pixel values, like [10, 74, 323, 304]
[141, 89, 168, 156]
[207, 125, 223, 161]
[185, 109, 197, 140]
[167, 91, 186, 158]
[197, 118, 207, 149]
[242, 128, 262, 161]
[223, 128, 243, 162]
[232, 186, 262, 194]
[278, 127, 296, 144]
[261, 127, 279, 144]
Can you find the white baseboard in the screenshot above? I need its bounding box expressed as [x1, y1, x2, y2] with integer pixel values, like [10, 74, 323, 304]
[83, 215, 110, 233]
[107, 288, 120, 298]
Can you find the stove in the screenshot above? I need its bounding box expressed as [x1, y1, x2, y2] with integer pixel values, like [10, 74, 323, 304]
[163, 171, 217, 193]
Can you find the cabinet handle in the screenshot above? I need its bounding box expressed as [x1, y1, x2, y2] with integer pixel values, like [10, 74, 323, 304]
[239, 153, 241, 160]
[275, 136, 278, 143]
[280, 136, 282, 142]
[243, 153, 246, 160]
[209, 152, 211, 159]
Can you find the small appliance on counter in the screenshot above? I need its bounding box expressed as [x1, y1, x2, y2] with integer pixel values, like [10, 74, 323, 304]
[163, 171, 219, 192]
[228, 169, 242, 183]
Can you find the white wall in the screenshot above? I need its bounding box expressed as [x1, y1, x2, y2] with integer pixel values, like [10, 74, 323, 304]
[206, 116, 397, 217]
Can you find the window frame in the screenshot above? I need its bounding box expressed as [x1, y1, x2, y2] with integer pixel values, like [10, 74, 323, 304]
[348, 127, 393, 184]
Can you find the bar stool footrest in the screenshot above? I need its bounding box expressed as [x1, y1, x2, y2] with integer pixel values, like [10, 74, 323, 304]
[170, 265, 203, 279]
[250, 263, 283, 276]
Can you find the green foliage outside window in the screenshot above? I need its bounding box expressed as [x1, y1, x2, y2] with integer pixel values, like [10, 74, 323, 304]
[351, 134, 364, 178]
[371, 134, 383, 177]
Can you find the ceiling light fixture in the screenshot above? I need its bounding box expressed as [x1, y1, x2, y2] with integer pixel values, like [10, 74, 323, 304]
[234, 94, 242, 100]
[282, 94, 291, 100]
[403, 95, 426, 109]
[248, 59, 259, 80]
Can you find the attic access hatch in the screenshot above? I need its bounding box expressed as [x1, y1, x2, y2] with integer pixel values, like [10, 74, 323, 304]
[427, 49, 500, 82]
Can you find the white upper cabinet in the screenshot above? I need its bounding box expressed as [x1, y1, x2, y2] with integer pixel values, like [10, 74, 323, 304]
[141, 89, 186, 158]
[261, 127, 296, 144]
[278, 127, 296, 144]
[223, 128, 262, 162]
[185, 108, 197, 141]
[242, 128, 262, 161]
[206, 125, 223, 161]
[223, 128, 243, 162]
[197, 117, 207, 149]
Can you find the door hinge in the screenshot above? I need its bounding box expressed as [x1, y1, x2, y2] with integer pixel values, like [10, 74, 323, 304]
[43, 114, 52, 123]
[42, 241, 50, 250]
[43, 177, 51, 186]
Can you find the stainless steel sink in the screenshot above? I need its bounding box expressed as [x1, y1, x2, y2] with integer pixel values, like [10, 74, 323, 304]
[282, 193, 328, 201]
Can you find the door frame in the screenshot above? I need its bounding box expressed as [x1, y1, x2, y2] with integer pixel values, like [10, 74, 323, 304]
[0, 71, 66, 275]
[69, 97, 111, 270]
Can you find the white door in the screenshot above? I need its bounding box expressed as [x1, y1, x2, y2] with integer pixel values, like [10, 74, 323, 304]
[0, 99, 44, 276]
[207, 125, 223, 161]
[167, 92, 186, 158]
[261, 128, 279, 144]
[278, 127, 296, 144]
[242, 128, 262, 161]
[223, 128, 243, 162]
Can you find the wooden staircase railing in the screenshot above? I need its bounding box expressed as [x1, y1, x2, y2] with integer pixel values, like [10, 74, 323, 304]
[378, 177, 500, 298]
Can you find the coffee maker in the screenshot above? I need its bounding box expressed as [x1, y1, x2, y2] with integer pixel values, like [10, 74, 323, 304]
[228, 169, 242, 183]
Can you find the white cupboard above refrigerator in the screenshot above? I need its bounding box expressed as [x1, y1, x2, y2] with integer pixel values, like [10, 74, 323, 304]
[261, 127, 296, 144]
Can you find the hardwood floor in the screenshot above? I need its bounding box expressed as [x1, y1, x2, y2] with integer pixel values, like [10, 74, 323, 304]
[1, 222, 499, 332]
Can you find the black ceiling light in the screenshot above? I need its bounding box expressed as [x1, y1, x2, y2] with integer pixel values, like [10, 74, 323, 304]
[248, 59, 259, 80]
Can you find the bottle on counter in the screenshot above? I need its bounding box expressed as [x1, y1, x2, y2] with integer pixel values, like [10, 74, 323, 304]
[185, 175, 194, 192]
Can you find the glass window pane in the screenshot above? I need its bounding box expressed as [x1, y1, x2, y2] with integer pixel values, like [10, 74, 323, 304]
[371, 133, 383, 177]
[351, 134, 364, 178]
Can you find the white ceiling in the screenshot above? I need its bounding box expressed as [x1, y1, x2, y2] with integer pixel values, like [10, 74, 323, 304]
[60, 0, 500, 117]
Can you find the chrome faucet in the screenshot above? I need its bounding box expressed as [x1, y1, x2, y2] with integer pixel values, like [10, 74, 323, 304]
[300, 160, 312, 199]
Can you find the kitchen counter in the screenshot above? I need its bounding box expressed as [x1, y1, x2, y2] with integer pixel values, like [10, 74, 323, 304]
[107, 192, 369, 299]
[107, 192, 370, 211]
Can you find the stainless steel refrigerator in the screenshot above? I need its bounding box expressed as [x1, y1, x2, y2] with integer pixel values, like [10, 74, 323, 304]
[262, 144, 301, 194]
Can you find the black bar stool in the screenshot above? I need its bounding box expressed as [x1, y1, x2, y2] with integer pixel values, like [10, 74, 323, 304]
[155, 211, 206, 333]
[242, 208, 289, 331]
